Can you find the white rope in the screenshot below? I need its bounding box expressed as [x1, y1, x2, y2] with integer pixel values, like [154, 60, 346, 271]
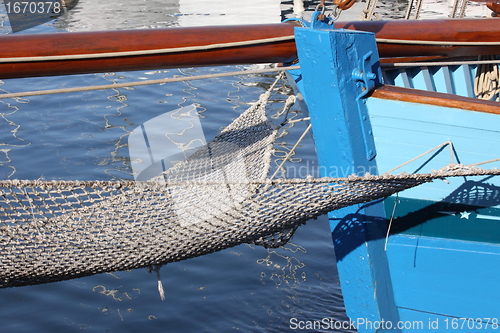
[376, 38, 500, 46]
[284, 117, 310, 124]
[272, 94, 296, 119]
[458, 0, 468, 18]
[474, 55, 500, 101]
[404, 0, 415, 19]
[381, 59, 500, 68]
[269, 123, 311, 181]
[471, 157, 500, 167]
[384, 192, 399, 251]
[450, 0, 468, 18]
[360, 0, 380, 20]
[0, 66, 300, 100]
[0, 35, 296, 63]
[384, 141, 454, 174]
[148, 265, 165, 301]
[404, 0, 423, 20]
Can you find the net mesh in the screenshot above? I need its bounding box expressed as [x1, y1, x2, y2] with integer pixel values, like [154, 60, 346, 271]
[1, 88, 499, 288]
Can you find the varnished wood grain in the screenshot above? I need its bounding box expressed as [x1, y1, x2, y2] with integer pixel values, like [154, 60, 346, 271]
[371, 84, 500, 114]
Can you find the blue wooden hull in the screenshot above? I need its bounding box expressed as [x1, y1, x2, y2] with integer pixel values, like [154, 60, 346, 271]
[294, 24, 500, 332]
[370, 96, 500, 332]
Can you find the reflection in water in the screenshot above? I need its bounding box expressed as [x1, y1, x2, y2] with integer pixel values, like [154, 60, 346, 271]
[178, 0, 282, 26]
[257, 243, 307, 289]
[0, 0, 495, 35]
[98, 73, 137, 180]
[55, 0, 181, 31]
[93, 284, 141, 302]
[53, 0, 285, 31]
[0, 81, 31, 178]
[128, 104, 206, 181]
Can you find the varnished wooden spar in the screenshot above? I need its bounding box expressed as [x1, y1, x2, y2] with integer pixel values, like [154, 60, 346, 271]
[0, 24, 298, 79]
[336, 18, 500, 61]
[1, 19, 500, 79]
[371, 85, 500, 114]
[488, 2, 500, 15]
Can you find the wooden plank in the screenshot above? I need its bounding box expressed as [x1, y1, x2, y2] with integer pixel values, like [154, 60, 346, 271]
[367, 95, 500, 201]
[487, 2, 500, 15]
[295, 27, 401, 332]
[336, 18, 500, 59]
[387, 235, 500, 320]
[371, 85, 500, 114]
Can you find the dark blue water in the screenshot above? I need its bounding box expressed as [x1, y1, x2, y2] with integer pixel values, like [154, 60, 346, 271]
[0, 2, 358, 332]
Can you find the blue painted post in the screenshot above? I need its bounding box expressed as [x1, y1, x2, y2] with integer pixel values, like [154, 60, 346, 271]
[294, 27, 400, 333]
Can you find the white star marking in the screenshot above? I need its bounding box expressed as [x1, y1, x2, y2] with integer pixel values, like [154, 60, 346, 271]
[460, 211, 471, 219]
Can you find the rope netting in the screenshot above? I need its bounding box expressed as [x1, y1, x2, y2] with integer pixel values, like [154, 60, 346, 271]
[1, 81, 500, 288]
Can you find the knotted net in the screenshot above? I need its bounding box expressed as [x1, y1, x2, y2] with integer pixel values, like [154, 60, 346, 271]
[1, 86, 499, 288]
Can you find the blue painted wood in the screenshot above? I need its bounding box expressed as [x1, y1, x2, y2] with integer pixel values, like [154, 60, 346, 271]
[369, 101, 500, 133]
[382, 69, 395, 86]
[368, 97, 500, 202]
[408, 67, 428, 91]
[400, 69, 412, 88]
[462, 65, 475, 98]
[397, 308, 500, 332]
[383, 64, 479, 98]
[421, 67, 435, 92]
[293, 15, 500, 332]
[294, 27, 401, 333]
[386, 196, 500, 244]
[387, 235, 500, 321]
[442, 66, 455, 94]
[364, 92, 500, 330]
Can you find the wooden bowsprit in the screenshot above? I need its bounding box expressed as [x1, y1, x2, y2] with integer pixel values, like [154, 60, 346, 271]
[2, 19, 500, 79]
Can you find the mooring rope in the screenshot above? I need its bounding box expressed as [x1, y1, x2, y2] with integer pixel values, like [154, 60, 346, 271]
[450, 0, 468, 18]
[4, 54, 500, 99]
[474, 55, 500, 101]
[381, 59, 500, 68]
[0, 66, 300, 100]
[360, 0, 380, 20]
[404, 0, 423, 19]
[384, 141, 455, 175]
[269, 123, 312, 180]
[376, 38, 500, 46]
